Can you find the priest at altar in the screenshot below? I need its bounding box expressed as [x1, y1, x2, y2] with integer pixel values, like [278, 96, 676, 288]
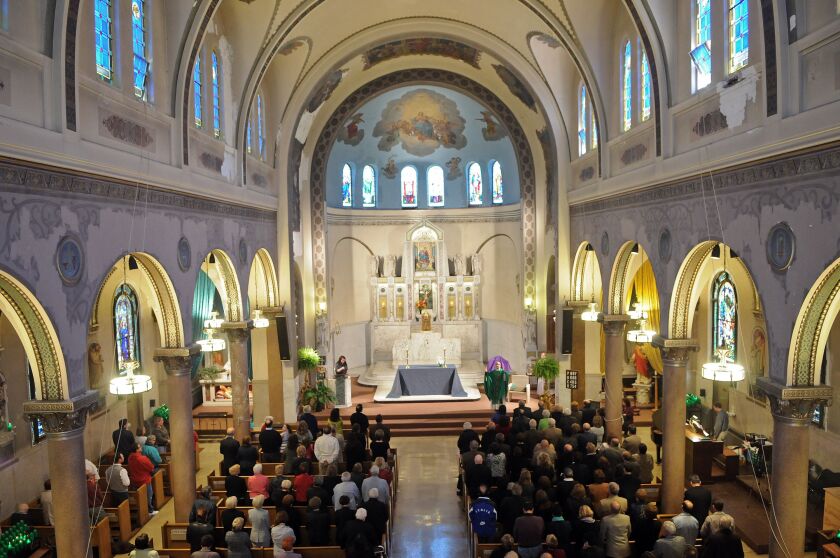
[484, 356, 511, 409]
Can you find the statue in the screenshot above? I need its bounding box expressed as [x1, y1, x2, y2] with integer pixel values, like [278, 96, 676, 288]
[384, 255, 396, 278]
[523, 310, 537, 350]
[368, 255, 380, 277]
[88, 342, 105, 388]
[315, 314, 329, 355]
[453, 254, 465, 276]
[632, 345, 652, 383]
[485, 356, 511, 409]
[471, 253, 482, 276]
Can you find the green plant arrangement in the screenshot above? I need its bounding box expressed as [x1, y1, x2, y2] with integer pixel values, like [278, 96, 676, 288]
[297, 346, 321, 371]
[196, 366, 224, 382]
[532, 356, 560, 381]
[302, 381, 336, 412]
[686, 393, 702, 409]
[153, 404, 170, 422]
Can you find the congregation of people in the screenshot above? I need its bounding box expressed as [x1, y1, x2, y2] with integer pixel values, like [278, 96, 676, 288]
[464, 400, 744, 558]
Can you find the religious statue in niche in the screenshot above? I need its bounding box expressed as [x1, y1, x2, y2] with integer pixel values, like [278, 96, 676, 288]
[471, 253, 482, 276]
[368, 255, 380, 277]
[414, 242, 436, 272]
[453, 254, 466, 276]
[88, 342, 105, 389]
[632, 345, 653, 383]
[384, 255, 396, 278]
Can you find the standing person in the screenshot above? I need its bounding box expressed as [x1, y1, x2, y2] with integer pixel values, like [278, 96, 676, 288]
[105, 452, 131, 505]
[700, 501, 735, 539]
[651, 407, 663, 464]
[469, 484, 498, 543]
[271, 511, 297, 553]
[39, 480, 54, 526]
[225, 516, 253, 558]
[373, 414, 391, 443]
[712, 402, 730, 441]
[600, 501, 632, 558]
[112, 418, 136, 462]
[259, 418, 283, 463]
[684, 475, 712, 525]
[672, 501, 700, 545]
[190, 486, 218, 524]
[334, 471, 362, 510]
[129, 534, 160, 558]
[299, 406, 319, 438]
[150, 415, 170, 451]
[335, 355, 349, 376]
[513, 501, 545, 558]
[190, 535, 220, 558]
[127, 443, 157, 514]
[237, 437, 260, 476]
[701, 517, 743, 558]
[652, 521, 687, 558]
[220, 428, 240, 473]
[314, 425, 341, 465]
[350, 404, 369, 442]
[369, 430, 390, 460]
[621, 398, 634, 436]
[634, 444, 654, 484]
[248, 463, 270, 499]
[328, 408, 345, 440]
[187, 509, 215, 552]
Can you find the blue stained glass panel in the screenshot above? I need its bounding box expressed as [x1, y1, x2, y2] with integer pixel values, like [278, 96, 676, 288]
[427, 165, 445, 207]
[362, 165, 376, 207]
[578, 85, 587, 155]
[729, 0, 749, 72]
[246, 122, 253, 154]
[713, 272, 738, 361]
[257, 95, 266, 159]
[131, 0, 148, 99]
[492, 161, 503, 204]
[114, 284, 140, 372]
[342, 164, 353, 207]
[641, 52, 651, 121]
[467, 162, 482, 205]
[94, 0, 113, 80]
[193, 56, 203, 128]
[211, 51, 221, 138]
[622, 41, 632, 132]
[401, 166, 418, 208]
[693, 0, 712, 89]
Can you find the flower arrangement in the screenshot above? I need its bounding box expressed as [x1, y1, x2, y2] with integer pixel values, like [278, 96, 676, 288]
[532, 356, 560, 381]
[297, 346, 321, 371]
[416, 298, 427, 312]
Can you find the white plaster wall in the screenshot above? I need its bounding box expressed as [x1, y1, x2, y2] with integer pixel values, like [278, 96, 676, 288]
[485, 319, 525, 372]
[333, 322, 368, 370]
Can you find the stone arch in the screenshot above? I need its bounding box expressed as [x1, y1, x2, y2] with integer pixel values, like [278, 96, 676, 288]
[201, 249, 244, 322]
[248, 248, 280, 311]
[330, 238, 375, 325]
[0, 268, 68, 401]
[571, 241, 601, 302]
[89, 252, 185, 349]
[788, 256, 840, 386]
[608, 241, 638, 315]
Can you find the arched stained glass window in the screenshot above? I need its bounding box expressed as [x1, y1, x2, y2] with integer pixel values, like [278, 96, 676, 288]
[246, 122, 253, 155]
[592, 111, 598, 149]
[578, 84, 588, 156]
[427, 165, 445, 207]
[729, 0, 749, 72]
[712, 271, 738, 362]
[114, 284, 141, 373]
[691, 0, 712, 90]
[492, 161, 503, 204]
[193, 55, 203, 128]
[257, 94, 266, 159]
[362, 165, 376, 207]
[211, 51, 221, 138]
[622, 41, 632, 132]
[641, 50, 651, 122]
[341, 163, 353, 207]
[94, 0, 113, 80]
[131, 0, 149, 99]
[467, 162, 482, 206]
[401, 166, 418, 208]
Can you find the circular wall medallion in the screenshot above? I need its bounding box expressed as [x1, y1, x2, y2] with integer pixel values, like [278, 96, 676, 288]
[600, 231, 610, 256]
[177, 237, 191, 272]
[238, 238, 248, 265]
[659, 228, 672, 263]
[55, 234, 84, 285]
[766, 222, 795, 272]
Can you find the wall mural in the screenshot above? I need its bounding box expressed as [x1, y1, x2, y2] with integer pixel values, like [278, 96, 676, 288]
[362, 38, 482, 70]
[337, 113, 365, 146]
[372, 89, 468, 156]
[446, 157, 463, 180]
[493, 64, 537, 112]
[307, 68, 348, 113]
[477, 111, 507, 141]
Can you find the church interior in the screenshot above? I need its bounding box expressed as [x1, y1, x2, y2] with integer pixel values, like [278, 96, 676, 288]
[0, 1, 839, 557]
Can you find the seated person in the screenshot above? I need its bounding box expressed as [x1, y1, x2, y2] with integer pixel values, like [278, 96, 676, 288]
[9, 503, 36, 526]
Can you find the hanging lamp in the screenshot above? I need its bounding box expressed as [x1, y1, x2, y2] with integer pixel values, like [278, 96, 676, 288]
[204, 310, 223, 330]
[627, 302, 648, 321]
[110, 355, 152, 395]
[626, 317, 656, 343]
[702, 347, 745, 382]
[580, 248, 600, 322]
[198, 328, 226, 352]
[252, 309, 269, 329]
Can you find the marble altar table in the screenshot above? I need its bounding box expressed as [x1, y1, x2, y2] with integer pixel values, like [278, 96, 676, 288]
[386, 365, 468, 399]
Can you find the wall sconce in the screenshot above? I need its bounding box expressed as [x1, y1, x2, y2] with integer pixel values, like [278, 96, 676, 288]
[524, 297, 534, 312]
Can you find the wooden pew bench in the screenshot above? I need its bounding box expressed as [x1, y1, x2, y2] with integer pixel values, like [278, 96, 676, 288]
[156, 547, 346, 558]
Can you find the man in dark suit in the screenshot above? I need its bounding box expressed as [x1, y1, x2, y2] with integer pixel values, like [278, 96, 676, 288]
[258, 418, 283, 463]
[337, 507, 378, 550]
[684, 474, 712, 525]
[581, 400, 598, 427]
[517, 400, 533, 419]
[457, 423, 480, 454]
[361, 487, 390, 543]
[299, 405, 319, 437]
[219, 427, 240, 473]
[701, 517, 744, 558]
[350, 404, 370, 441]
[372, 414, 391, 443]
[186, 508, 215, 551]
[334, 495, 357, 539]
[306, 496, 332, 546]
[112, 418, 136, 461]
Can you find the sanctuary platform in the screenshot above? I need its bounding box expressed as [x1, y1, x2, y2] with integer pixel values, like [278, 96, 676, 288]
[358, 360, 483, 402]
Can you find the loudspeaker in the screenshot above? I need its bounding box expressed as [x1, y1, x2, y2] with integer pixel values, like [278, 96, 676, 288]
[560, 308, 573, 354]
[275, 315, 291, 360]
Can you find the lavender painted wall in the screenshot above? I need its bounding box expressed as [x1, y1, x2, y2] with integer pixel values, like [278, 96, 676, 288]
[570, 143, 840, 385]
[0, 159, 277, 397]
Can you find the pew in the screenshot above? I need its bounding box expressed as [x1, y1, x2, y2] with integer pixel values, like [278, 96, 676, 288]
[128, 483, 150, 527]
[162, 522, 339, 548]
[156, 547, 346, 558]
[152, 469, 169, 509]
[102, 494, 132, 542]
[90, 515, 113, 558]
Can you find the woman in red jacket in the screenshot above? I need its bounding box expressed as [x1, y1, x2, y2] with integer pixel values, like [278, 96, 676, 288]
[127, 443, 158, 514]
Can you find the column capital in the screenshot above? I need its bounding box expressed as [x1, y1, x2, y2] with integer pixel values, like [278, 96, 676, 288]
[22, 391, 99, 437]
[154, 345, 201, 377]
[259, 306, 286, 318]
[598, 314, 629, 336]
[756, 377, 833, 425]
[565, 300, 590, 315]
[652, 335, 698, 364]
[221, 321, 254, 342]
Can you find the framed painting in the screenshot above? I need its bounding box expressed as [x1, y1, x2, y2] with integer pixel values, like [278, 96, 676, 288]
[414, 241, 436, 272]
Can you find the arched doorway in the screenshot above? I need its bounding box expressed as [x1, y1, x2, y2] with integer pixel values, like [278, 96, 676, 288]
[569, 241, 603, 404]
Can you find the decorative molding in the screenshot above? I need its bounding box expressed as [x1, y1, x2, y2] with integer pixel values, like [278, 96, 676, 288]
[154, 346, 201, 377]
[692, 109, 728, 138]
[669, 241, 716, 339]
[22, 391, 99, 433]
[608, 242, 635, 315]
[621, 143, 648, 166]
[757, 377, 832, 425]
[132, 253, 186, 348]
[221, 321, 254, 343]
[325, 208, 522, 226]
[211, 250, 244, 323]
[0, 158, 275, 222]
[598, 314, 629, 336]
[579, 166, 595, 182]
[100, 113, 154, 149]
[362, 38, 482, 70]
[199, 152, 223, 173]
[653, 335, 698, 365]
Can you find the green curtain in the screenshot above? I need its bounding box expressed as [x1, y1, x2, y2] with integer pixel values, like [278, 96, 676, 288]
[191, 269, 216, 376]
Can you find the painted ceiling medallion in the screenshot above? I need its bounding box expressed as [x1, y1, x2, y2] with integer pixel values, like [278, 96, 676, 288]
[766, 222, 795, 272]
[56, 234, 84, 285]
[239, 238, 248, 265]
[659, 228, 672, 263]
[600, 231, 610, 256]
[177, 236, 191, 272]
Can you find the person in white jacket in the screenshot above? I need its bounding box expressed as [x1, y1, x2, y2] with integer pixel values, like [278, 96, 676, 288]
[313, 425, 341, 465]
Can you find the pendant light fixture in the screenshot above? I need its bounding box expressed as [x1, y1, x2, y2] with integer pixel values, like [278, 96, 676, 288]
[198, 327, 226, 352]
[626, 316, 656, 343]
[204, 310, 223, 330]
[109, 358, 153, 395]
[252, 309, 269, 329]
[580, 244, 600, 322]
[627, 302, 648, 321]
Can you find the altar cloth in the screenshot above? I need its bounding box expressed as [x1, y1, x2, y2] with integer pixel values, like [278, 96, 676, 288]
[385, 365, 468, 399]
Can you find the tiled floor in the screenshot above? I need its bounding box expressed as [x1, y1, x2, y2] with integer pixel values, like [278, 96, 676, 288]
[113, 427, 816, 557]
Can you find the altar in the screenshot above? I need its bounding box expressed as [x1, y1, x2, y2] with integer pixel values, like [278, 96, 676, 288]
[392, 331, 461, 366]
[386, 365, 468, 399]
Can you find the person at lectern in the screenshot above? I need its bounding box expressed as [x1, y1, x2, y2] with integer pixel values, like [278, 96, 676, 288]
[485, 356, 512, 409]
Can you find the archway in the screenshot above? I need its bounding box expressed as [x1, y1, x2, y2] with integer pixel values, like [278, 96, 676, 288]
[248, 248, 280, 311]
[330, 237, 374, 326]
[571, 241, 603, 303]
[546, 255, 557, 353]
[569, 241, 604, 405]
[198, 249, 244, 323]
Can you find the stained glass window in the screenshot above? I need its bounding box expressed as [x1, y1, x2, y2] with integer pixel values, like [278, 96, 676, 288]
[94, 0, 113, 80]
[341, 163, 353, 207]
[257, 94, 266, 159]
[492, 161, 503, 204]
[246, 122, 253, 154]
[427, 165, 445, 207]
[401, 166, 418, 208]
[211, 51, 221, 138]
[691, 0, 712, 90]
[467, 162, 482, 206]
[578, 84, 588, 156]
[193, 56, 203, 128]
[622, 41, 632, 132]
[114, 284, 140, 373]
[592, 111, 598, 149]
[27, 366, 45, 445]
[712, 272, 738, 362]
[131, 0, 149, 99]
[362, 165, 376, 207]
[729, 0, 749, 72]
[0, 0, 8, 31]
[641, 50, 651, 122]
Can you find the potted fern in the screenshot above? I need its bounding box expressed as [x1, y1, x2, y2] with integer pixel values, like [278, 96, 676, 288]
[532, 355, 560, 407]
[303, 381, 337, 412]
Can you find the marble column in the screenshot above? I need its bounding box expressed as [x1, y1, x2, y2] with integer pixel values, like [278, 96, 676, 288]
[154, 346, 200, 522]
[23, 393, 98, 558]
[758, 378, 833, 558]
[599, 315, 628, 442]
[566, 301, 588, 406]
[653, 337, 696, 514]
[222, 321, 254, 441]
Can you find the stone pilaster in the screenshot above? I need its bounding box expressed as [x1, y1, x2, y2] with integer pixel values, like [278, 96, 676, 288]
[222, 321, 254, 441]
[757, 378, 833, 558]
[599, 314, 629, 441]
[23, 392, 99, 558]
[653, 336, 697, 514]
[565, 300, 590, 405]
[154, 346, 200, 522]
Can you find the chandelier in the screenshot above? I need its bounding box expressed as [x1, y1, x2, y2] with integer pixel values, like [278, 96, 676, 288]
[702, 347, 745, 382]
[252, 309, 269, 329]
[581, 300, 600, 322]
[204, 310, 223, 330]
[197, 328, 226, 352]
[109, 359, 152, 395]
[626, 317, 656, 343]
[627, 303, 648, 321]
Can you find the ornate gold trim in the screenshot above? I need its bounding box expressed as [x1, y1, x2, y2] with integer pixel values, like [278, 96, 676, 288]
[211, 250, 244, 323]
[608, 241, 636, 315]
[669, 241, 716, 339]
[89, 266, 117, 331]
[133, 253, 185, 348]
[253, 248, 279, 309]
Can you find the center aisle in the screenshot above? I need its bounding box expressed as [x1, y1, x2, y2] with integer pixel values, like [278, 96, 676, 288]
[389, 436, 470, 557]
